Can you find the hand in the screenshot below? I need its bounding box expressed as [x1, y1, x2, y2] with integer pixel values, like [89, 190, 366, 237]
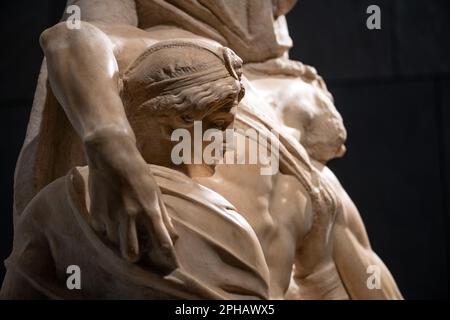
[85, 130, 179, 273]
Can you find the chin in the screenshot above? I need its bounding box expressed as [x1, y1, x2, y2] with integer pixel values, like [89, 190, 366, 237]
[307, 142, 347, 164]
[335, 144, 347, 158]
[196, 163, 217, 177]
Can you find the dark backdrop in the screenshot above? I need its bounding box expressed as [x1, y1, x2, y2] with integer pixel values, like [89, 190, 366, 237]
[0, 0, 448, 299]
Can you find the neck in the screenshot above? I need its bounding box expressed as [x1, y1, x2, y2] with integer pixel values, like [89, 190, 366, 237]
[137, 134, 214, 179]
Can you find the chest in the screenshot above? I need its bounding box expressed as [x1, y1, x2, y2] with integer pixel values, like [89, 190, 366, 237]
[196, 164, 312, 248]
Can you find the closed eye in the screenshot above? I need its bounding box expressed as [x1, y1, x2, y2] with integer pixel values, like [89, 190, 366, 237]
[181, 115, 194, 123]
[214, 120, 226, 128]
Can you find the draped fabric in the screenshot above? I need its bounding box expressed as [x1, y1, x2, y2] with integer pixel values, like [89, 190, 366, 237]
[135, 0, 296, 63]
[4, 165, 269, 299]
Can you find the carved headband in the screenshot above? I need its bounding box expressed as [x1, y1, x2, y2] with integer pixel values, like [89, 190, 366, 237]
[121, 40, 243, 110]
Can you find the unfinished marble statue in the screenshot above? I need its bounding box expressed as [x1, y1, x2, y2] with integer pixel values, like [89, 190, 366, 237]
[2, 0, 403, 299]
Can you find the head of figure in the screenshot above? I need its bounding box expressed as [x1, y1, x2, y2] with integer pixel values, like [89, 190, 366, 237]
[280, 71, 347, 164]
[120, 40, 245, 172]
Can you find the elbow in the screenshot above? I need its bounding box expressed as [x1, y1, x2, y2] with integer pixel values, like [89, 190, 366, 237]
[39, 21, 97, 54]
[40, 22, 69, 52]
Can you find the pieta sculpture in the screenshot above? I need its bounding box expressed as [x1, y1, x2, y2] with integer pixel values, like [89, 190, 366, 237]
[1, 0, 402, 299]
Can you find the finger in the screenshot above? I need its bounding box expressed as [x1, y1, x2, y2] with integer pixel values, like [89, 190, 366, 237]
[119, 214, 140, 262]
[104, 216, 120, 244]
[152, 185, 178, 239]
[157, 196, 178, 241]
[90, 215, 104, 234]
[90, 187, 119, 243]
[143, 212, 179, 272]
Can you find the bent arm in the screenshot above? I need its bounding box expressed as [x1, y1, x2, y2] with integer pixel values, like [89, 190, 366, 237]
[41, 22, 133, 144]
[39, 22, 178, 268]
[289, 166, 402, 300]
[40, 21, 148, 174]
[328, 169, 403, 299]
[288, 181, 349, 300]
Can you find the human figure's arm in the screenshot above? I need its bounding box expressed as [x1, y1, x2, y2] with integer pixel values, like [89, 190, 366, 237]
[326, 168, 403, 299]
[287, 166, 402, 300]
[287, 184, 350, 300]
[39, 21, 178, 271]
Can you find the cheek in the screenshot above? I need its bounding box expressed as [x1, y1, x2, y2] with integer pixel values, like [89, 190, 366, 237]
[325, 111, 347, 143]
[158, 124, 173, 140]
[304, 116, 344, 148]
[281, 101, 314, 133]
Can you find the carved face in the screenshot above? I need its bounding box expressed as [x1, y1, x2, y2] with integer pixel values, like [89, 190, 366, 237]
[170, 77, 242, 159]
[130, 76, 242, 174]
[279, 80, 347, 163]
[122, 40, 244, 170]
[148, 76, 242, 174]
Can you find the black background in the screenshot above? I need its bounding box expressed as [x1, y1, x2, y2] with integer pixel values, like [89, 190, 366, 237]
[0, 0, 449, 299]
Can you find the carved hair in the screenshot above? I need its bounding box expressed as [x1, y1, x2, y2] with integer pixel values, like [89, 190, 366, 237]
[120, 40, 244, 128]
